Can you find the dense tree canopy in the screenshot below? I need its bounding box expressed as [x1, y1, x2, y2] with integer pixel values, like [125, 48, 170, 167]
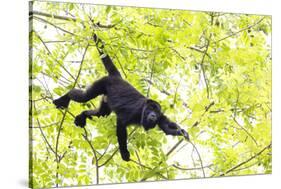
[29, 1, 271, 188]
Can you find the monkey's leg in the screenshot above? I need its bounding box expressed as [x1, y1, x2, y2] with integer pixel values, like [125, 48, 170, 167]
[74, 97, 112, 127]
[53, 77, 108, 109]
[117, 119, 130, 161]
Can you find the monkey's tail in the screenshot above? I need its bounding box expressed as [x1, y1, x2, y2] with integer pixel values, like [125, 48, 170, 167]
[93, 34, 121, 77]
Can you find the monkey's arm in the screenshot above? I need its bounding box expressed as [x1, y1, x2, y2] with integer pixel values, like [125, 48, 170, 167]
[117, 120, 130, 161]
[158, 115, 189, 140]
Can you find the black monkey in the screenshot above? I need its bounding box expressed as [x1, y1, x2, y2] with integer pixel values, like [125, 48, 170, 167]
[53, 35, 189, 161]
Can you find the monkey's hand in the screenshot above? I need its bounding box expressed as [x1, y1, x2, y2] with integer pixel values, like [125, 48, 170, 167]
[74, 113, 87, 128]
[168, 122, 190, 141]
[179, 129, 190, 141]
[120, 149, 130, 161]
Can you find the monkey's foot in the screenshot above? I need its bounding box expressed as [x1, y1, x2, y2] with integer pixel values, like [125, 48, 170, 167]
[53, 95, 70, 109]
[120, 149, 130, 161]
[74, 113, 87, 128]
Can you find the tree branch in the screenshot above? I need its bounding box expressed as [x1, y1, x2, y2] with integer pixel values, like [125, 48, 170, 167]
[30, 10, 118, 28]
[53, 43, 89, 187]
[214, 17, 266, 44]
[30, 10, 77, 21]
[220, 143, 271, 176]
[82, 128, 99, 184]
[33, 31, 76, 81]
[233, 117, 258, 146]
[33, 16, 75, 35]
[55, 110, 67, 187]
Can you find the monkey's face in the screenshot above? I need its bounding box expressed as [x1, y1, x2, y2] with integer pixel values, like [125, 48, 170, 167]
[142, 99, 161, 131]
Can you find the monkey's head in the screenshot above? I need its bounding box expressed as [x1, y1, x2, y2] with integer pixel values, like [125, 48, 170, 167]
[142, 99, 162, 131]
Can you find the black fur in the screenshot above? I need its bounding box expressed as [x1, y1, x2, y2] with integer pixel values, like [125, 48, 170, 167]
[53, 35, 189, 161]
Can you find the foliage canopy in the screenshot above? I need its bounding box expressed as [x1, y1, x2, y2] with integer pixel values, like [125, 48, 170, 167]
[29, 1, 271, 188]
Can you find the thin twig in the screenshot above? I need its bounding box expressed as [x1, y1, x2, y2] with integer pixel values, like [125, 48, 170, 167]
[141, 139, 184, 181]
[98, 149, 119, 168]
[189, 141, 206, 177]
[97, 143, 111, 161]
[233, 117, 258, 146]
[146, 55, 156, 97]
[130, 159, 168, 180]
[171, 48, 186, 60]
[172, 79, 182, 106]
[33, 104, 57, 157]
[130, 159, 151, 170]
[190, 101, 215, 127]
[72, 43, 90, 87]
[135, 150, 144, 171]
[173, 163, 213, 171]
[30, 121, 60, 129]
[199, 38, 211, 99]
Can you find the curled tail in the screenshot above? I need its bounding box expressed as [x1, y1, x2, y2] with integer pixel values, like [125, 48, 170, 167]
[93, 34, 121, 77]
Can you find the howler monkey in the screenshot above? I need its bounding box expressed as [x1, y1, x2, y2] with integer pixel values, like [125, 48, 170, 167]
[53, 34, 189, 161]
